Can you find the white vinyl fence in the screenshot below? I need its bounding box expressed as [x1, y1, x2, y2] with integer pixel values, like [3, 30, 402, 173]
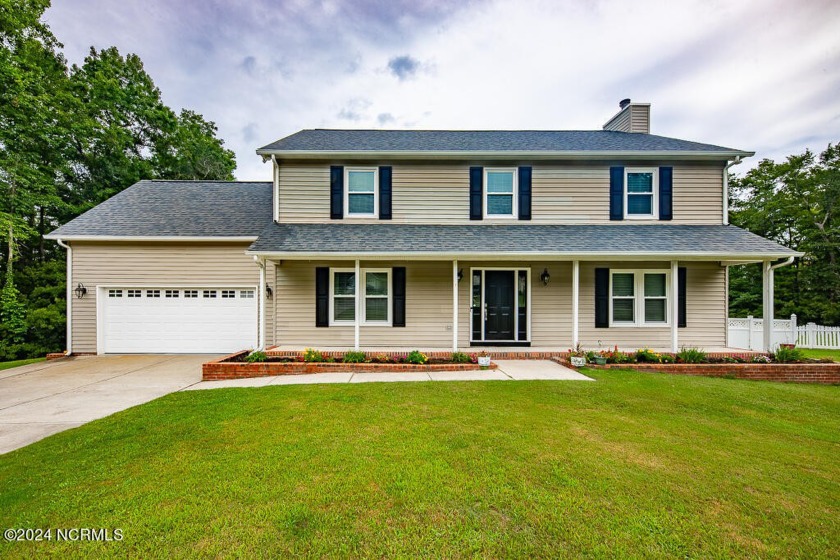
[728, 315, 840, 350]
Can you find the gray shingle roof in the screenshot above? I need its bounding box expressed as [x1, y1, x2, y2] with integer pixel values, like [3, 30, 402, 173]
[248, 223, 797, 258]
[258, 129, 749, 155]
[46, 180, 272, 238]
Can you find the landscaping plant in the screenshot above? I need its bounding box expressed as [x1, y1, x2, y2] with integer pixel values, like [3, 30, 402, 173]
[406, 350, 428, 365]
[677, 347, 707, 363]
[303, 348, 325, 363]
[450, 352, 471, 364]
[773, 346, 804, 363]
[634, 348, 661, 363]
[343, 351, 366, 363]
[244, 351, 267, 363]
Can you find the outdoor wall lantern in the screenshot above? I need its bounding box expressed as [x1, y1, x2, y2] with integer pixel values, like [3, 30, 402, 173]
[265, 286, 273, 299]
[457, 268, 464, 283]
[74, 283, 87, 299]
[540, 268, 551, 286]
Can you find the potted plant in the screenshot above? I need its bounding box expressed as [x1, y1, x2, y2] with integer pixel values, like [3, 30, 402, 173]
[569, 344, 586, 367]
[594, 353, 607, 366]
[477, 350, 491, 369]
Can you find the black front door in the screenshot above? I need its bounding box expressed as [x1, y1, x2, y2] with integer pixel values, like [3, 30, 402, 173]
[485, 271, 515, 340]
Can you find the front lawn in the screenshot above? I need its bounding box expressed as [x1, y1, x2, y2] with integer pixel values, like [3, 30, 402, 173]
[801, 348, 840, 362]
[0, 370, 837, 558]
[0, 358, 45, 371]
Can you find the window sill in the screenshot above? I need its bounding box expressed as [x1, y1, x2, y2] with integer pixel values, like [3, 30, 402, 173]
[623, 214, 657, 220]
[609, 323, 670, 328]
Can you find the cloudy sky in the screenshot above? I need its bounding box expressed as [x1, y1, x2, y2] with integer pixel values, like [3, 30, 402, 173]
[45, 0, 839, 180]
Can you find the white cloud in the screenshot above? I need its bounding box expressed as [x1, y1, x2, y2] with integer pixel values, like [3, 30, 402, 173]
[44, 0, 840, 179]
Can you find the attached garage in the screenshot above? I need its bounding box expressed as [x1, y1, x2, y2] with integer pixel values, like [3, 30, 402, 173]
[45, 180, 276, 355]
[100, 287, 258, 353]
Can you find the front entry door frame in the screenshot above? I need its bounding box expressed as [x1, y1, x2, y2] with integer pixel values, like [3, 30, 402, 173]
[470, 267, 531, 344]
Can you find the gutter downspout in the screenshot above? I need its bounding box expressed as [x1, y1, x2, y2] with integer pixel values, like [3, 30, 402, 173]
[254, 255, 266, 351]
[723, 156, 742, 225]
[56, 239, 72, 355]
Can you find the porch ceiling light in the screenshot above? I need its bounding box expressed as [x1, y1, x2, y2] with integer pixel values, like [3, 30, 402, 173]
[540, 268, 550, 286]
[74, 283, 87, 299]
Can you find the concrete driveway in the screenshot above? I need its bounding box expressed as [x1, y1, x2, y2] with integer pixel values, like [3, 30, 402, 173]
[0, 355, 209, 455]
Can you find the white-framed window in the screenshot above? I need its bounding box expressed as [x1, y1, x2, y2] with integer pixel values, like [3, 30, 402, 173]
[484, 168, 517, 218]
[221, 290, 236, 298]
[624, 168, 657, 219]
[146, 290, 160, 298]
[330, 269, 357, 324]
[165, 289, 179, 298]
[363, 269, 391, 324]
[127, 289, 141, 298]
[184, 290, 198, 298]
[108, 289, 122, 298]
[610, 270, 669, 326]
[203, 290, 217, 298]
[344, 167, 378, 217]
[329, 268, 392, 325]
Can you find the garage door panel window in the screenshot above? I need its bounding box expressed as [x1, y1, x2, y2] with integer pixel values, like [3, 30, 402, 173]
[203, 290, 217, 298]
[222, 290, 235, 298]
[128, 290, 141, 298]
[147, 290, 160, 298]
[185, 290, 198, 298]
[108, 289, 122, 298]
[240, 290, 255, 298]
[165, 290, 179, 298]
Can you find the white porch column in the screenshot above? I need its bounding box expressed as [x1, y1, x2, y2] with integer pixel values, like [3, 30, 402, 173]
[453, 260, 459, 351]
[258, 257, 266, 351]
[572, 260, 580, 347]
[355, 259, 361, 350]
[762, 260, 773, 352]
[671, 260, 679, 353]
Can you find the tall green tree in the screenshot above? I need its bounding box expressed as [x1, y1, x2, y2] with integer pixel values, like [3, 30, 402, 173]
[729, 143, 840, 325]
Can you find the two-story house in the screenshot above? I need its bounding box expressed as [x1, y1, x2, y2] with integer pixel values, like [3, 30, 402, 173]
[46, 100, 798, 355]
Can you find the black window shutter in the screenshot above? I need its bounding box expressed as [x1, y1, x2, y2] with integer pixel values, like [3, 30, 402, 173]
[518, 166, 532, 220]
[609, 166, 624, 221]
[659, 166, 673, 221]
[678, 267, 687, 328]
[315, 267, 329, 327]
[469, 166, 483, 220]
[330, 166, 343, 219]
[379, 166, 392, 220]
[595, 268, 609, 328]
[392, 267, 406, 327]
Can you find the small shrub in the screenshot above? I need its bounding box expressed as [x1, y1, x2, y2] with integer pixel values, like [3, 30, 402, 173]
[303, 348, 324, 363]
[635, 348, 661, 363]
[773, 346, 804, 363]
[721, 356, 744, 364]
[677, 347, 707, 363]
[406, 350, 428, 365]
[371, 354, 392, 364]
[245, 350, 267, 363]
[601, 346, 631, 364]
[660, 353, 676, 364]
[584, 350, 597, 363]
[752, 355, 771, 363]
[451, 352, 471, 364]
[343, 351, 366, 363]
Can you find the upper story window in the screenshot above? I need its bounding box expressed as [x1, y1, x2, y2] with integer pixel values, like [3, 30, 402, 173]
[345, 168, 378, 217]
[610, 270, 669, 327]
[625, 168, 657, 219]
[484, 168, 517, 218]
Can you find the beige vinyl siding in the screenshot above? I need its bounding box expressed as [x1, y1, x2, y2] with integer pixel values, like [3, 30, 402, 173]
[672, 164, 723, 224]
[577, 261, 726, 350]
[603, 109, 631, 132]
[629, 105, 650, 134]
[70, 242, 266, 353]
[272, 260, 724, 351]
[276, 162, 723, 225]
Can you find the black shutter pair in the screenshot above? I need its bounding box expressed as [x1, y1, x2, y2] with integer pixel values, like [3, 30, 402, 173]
[315, 267, 406, 327]
[609, 166, 673, 221]
[330, 166, 392, 220]
[594, 267, 687, 328]
[469, 166, 532, 220]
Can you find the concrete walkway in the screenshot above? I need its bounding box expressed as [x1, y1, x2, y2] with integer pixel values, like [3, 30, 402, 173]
[185, 359, 593, 390]
[0, 355, 208, 454]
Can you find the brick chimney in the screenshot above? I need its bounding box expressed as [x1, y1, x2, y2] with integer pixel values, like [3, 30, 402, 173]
[602, 99, 650, 133]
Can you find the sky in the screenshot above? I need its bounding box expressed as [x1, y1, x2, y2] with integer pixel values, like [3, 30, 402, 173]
[44, 0, 840, 181]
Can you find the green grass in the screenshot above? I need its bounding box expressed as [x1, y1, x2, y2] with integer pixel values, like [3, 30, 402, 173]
[0, 358, 45, 371]
[1, 371, 838, 558]
[800, 348, 840, 361]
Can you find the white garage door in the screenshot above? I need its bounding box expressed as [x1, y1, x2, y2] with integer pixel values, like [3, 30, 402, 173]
[102, 287, 258, 353]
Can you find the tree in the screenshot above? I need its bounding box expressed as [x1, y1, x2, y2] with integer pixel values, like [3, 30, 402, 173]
[729, 143, 840, 325]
